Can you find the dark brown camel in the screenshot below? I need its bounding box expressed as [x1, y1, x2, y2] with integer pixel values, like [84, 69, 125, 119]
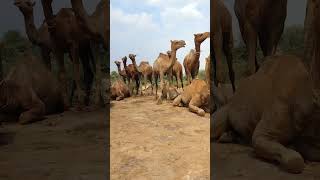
[128, 54, 142, 95]
[234, 0, 288, 75]
[212, 0, 235, 93]
[114, 60, 127, 83]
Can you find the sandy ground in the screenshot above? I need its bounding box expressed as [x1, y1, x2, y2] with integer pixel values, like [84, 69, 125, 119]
[110, 95, 210, 180]
[0, 109, 108, 180]
[212, 143, 320, 180]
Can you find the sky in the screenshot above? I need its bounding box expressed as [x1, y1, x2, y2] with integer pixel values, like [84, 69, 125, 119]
[110, 0, 210, 72]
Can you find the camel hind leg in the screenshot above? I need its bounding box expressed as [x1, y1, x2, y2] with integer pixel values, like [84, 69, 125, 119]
[223, 32, 236, 92]
[188, 94, 205, 116]
[252, 100, 305, 173]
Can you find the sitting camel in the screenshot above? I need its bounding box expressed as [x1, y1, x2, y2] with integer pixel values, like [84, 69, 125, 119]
[139, 61, 153, 93]
[173, 79, 209, 116]
[184, 32, 210, 84]
[0, 52, 64, 124]
[234, 0, 287, 75]
[114, 60, 127, 83]
[111, 79, 130, 101]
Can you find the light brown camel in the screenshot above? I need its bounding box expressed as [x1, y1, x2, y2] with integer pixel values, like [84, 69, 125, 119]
[15, 0, 95, 107]
[139, 61, 153, 93]
[114, 60, 127, 83]
[111, 79, 130, 101]
[212, 0, 236, 93]
[234, 0, 287, 75]
[40, 0, 97, 109]
[183, 32, 210, 84]
[205, 54, 210, 87]
[167, 50, 183, 89]
[0, 51, 64, 124]
[212, 1, 320, 173]
[173, 79, 209, 116]
[153, 40, 186, 104]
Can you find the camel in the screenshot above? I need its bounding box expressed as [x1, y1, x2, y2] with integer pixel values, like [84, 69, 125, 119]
[173, 79, 209, 116]
[205, 55, 210, 87]
[15, 0, 95, 107]
[211, 0, 236, 93]
[183, 32, 210, 84]
[111, 79, 130, 101]
[234, 0, 287, 75]
[0, 52, 64, 124]
[167, 50, 183, 89]
[114, 60, 127, 83]
[153, 40, 186, 104]
[70, 0, 108, 106]
[40, 0, 98, 109]
[139, 61, 153, 93]
[128, 54, 142, 95]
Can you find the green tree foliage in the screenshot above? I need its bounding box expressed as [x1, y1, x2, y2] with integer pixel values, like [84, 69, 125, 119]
[279, 25, 304, 56]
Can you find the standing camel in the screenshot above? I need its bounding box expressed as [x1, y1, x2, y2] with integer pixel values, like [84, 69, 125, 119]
[70, 0, 107, 106]
[167, 50, 184, 89]
[15, 0, 95, 107]
[184, 32, 210, 84]
[128, 54, 142, 95]
[154, 40, 186, 104]
[212, 0, 236, 93]
[114, 61, 127, 83]
[40, 0, 95, 109]
[234, 0, 287, 75]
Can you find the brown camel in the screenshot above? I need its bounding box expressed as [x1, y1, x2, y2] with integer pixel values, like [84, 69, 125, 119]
[183, 32, 210, 84]
[153, 40, 186, 104]
[111, 79, 130, 101]
[139, 61, 153, 93]
[122, 54, 140, 95]
[0, 51, 64, 124]
[15, 0, 95, 107]
[167, 50, 184, 89]
[40, 0, 97, 109]
[128, 54, 142, 95]
[114, 60, 127, 83]
[205, 54, 210, 87]
[211, 0, 236, 93]
[234, 0, 287, 75]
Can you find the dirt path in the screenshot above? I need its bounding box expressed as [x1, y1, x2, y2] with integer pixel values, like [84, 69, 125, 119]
[212, 143, 320, 180]
[0, 109, 108, 180]
[111, 96, 210, 180]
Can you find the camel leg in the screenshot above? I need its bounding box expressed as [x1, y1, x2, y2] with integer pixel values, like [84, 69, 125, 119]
[40, 48, 51, 71]
[188, 94, 205, 116]
[154, 73, 158, 100]
[55, 51, 69, 109]
[149, 75, 153, 95]
[252, 101, 305, 173]
[211, 106, 229, 141]
[243, 25, 258, 75]
[70, 44, 85, 108]
[19, 89, 46, 124]
[223, 33, 236, 92]
[213, 30, 225, 85]
[90, 42, 103, 107]
[156, 72, 164, 104]
[172, 95, 182, 106]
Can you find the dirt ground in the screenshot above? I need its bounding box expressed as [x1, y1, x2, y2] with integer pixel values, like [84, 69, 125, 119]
[212, 143, 320, 180]
[110, 96, 210, 180]
[0, 109, 108, 180]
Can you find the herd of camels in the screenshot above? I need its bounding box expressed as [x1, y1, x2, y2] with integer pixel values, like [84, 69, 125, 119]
[111, 0, 320, 174]
[0, 0, 108, 124]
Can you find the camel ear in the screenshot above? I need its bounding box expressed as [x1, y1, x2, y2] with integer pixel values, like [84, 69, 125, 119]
[170, 40, 173, 43]
[194, 34, 197, 37]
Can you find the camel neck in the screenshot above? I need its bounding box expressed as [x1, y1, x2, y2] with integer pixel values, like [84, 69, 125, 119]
[169, 49, 177, 69]
[194, 41, 201, 60]
[116, 65, 122, 73]
[23, 13, 40, 45]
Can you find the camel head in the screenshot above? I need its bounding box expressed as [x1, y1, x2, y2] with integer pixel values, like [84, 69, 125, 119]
[14, 0, 35, 15]
[114, 61, 121, 67]
[170, 40, 186, 51]
[128, 54, 137, 61]
[121, 56, 127, 64]
[194, 32, 210, 44]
